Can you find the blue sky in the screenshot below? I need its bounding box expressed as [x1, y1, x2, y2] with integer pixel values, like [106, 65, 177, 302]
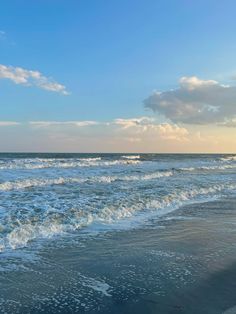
[0, 0, 236, 152]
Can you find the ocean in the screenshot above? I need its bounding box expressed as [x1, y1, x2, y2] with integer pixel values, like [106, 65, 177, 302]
[0, 153, 236, 313]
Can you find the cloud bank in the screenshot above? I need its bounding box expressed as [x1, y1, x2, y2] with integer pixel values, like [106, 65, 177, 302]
[0, 117, 234, 152]
[144, 76, 236, 125]
[0, 117, 188, 143]
[112, 117, 188, 142]
[0, 64, 69, 95]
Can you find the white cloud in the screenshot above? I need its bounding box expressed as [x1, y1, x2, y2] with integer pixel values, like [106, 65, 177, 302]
[179, 76, 218, 90]
[29, 121, 98, 127]
[0, 118, 234, 152]
[0, 64, 69, 95]
[157, 123, 189, 141]
[28, 118, 189, 142]
[113, 117, 155, 129]
[0, 121, 20, 126]
[144, 76, 236, 125]
[111, 117, 189, 142]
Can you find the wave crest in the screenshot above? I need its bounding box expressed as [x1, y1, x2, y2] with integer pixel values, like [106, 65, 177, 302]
[0, 171, 173, 191]
[1, 182, 235, 251]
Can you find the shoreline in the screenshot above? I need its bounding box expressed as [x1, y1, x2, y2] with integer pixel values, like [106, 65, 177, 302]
[1, 197, 236, 313]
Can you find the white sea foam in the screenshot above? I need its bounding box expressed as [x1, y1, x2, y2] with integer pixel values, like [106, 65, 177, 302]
[179, 167, 195, 171]
[220, 155, 236, 162]
[0, 171, 173, 191]
[79, 157, 102, 161]
[81, 277, 111, 297]
[0, 158, 140, 170]
[122, 155, 140, 160]
[0, 178, 66, 191]
[200, 165, 236, 170]
[2, 182, 235, 251]
[122, 171, 173, 181]
[180, 164, 236, 172]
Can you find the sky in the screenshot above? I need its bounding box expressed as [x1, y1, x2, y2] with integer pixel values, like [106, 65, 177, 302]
[0, 0, 236, 153]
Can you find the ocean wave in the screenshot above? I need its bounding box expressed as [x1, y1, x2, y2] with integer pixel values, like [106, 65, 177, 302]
[1, 162, 236, 191]
[220, 155, 236, 162]
[78, 157, 102, 161]
[121, 155, 140, 160]
[0, 158, 140, 170]
[0, 177, 67, 191]
[1, 182, 235, 251]
[0, 171, 173, 191]
[179, 164, 236, 172]
[121, 171, 173, 182]
[200, 165, 236, 170]
[179, 167, 195, 171]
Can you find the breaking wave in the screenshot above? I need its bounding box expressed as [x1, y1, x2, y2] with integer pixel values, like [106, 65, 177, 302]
[0, 153, 236, 253]
[180, 164, 236, 172]
[1, 182, 235, 251]
[0, 171, 173, 191]
[121, 155, 140, 160]
[220, 155, 236, 162]
[0, 158, 140, 170]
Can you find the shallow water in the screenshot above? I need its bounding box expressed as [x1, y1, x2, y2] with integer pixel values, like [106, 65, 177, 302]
[0, 153, 236, 313]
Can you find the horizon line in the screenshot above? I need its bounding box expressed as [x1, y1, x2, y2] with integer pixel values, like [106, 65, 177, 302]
[0, 151, 235, 155]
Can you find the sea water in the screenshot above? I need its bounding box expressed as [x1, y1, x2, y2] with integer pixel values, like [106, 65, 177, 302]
[0, 153, 236, 313]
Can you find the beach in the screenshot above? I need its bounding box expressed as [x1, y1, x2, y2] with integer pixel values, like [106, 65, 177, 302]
[0, 154, 236, 313]
[1, 1, 236, 312]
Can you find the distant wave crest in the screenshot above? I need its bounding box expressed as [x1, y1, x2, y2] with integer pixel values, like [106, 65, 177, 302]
[0, 157, 140, 170]
[121, 155, 140, 160]
[0, 171, 173, 191]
